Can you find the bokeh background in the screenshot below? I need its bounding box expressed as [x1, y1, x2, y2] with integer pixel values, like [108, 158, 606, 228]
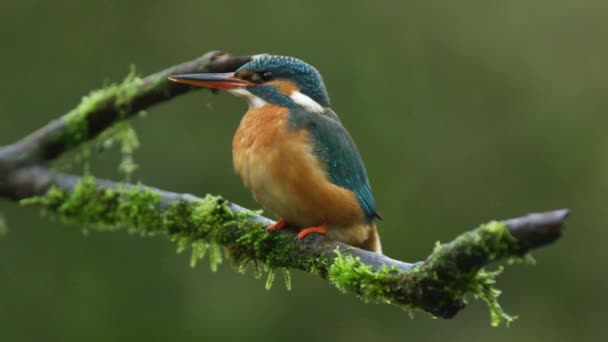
[1, 0, 607, 341]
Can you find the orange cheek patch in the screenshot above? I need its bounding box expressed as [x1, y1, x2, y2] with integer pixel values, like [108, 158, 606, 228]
[267, 80, 299, 96]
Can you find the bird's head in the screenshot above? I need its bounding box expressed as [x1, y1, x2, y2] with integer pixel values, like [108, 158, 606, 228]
[170, 55, 330, 113]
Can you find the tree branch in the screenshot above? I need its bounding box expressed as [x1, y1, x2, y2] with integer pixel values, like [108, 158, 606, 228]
[0, 51, 252, 170]
[0, 52, 569, 326]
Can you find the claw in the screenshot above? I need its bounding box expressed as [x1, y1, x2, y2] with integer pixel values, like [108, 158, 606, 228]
[268, 219, 288, 232]
[296, 224, 328, 240]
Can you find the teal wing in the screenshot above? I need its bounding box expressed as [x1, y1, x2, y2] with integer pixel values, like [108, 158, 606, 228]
[289, 108, 380, 220]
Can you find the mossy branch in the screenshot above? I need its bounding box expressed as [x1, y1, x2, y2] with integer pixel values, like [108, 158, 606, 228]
[0, 52, 569, 326]
[3, 166, 567, 325]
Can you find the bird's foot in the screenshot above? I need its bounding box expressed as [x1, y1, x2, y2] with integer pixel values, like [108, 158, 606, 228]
[268, 219, 288, 232]
[297, 224, 328, 240]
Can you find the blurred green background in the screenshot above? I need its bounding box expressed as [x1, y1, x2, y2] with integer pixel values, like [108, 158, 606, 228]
[1, 0, 606, 341]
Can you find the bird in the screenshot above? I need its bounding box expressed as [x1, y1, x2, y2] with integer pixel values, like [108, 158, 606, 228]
[169, 55, 382, 254]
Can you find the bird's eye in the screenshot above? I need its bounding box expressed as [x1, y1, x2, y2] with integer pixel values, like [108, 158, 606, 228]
[261, 71, 274, 81]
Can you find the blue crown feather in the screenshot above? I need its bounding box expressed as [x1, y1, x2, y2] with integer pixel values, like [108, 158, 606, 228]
[237, 55, 331, 107]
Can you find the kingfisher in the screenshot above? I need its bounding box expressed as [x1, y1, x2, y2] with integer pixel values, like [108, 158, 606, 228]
[169, 55, 382, 253]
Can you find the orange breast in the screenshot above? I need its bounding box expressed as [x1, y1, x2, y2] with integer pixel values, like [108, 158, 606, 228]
[232, 105, 364, 227]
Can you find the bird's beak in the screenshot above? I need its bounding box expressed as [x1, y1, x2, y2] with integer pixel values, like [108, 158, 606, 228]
[168, 73, 253, 89]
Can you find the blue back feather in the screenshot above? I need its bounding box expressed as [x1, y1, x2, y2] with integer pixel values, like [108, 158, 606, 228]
[288, 108, 379, 220]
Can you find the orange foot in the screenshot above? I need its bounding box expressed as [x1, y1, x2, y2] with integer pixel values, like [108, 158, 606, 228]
[297, 224, 328, 240]
[268, 219, 288, 232]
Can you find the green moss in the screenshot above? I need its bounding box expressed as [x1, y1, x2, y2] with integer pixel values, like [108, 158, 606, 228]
[327, 221, 521, 326]
[115, 65, 144, 114]
[188, 241, 210, 268]
[20, 177, 310, 297]
[265, 269, 275, 290]
[230, 213, 297, 269]
[59, 79, 126, 148]
[417, 221, 520, 325]
[328, 249, 399, 304]
[208, 243, 223, 272]
[20, 176, 162, 233]
[19, 176, 528, 326]
[52, 78, 143, 183]
[20, 176, 303, 279]
[61, 85, 118, 149]
[96, 122, 140, 180]
[470, 267, 518, 327]
[424, 221, 520, 276]
[281, 268, 292, 291]
[61, 66, 143, 141]
[253, 263, 264, 279]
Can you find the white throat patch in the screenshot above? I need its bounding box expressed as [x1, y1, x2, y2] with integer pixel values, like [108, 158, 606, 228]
[290, 91, 325, 113]
[228, 88, 267, 108]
